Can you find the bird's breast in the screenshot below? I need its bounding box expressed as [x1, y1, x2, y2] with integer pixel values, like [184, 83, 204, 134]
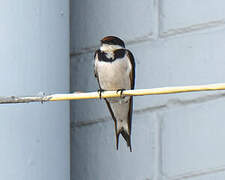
[96, 57, 131, 90]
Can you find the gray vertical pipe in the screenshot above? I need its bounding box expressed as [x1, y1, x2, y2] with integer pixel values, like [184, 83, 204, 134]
[0, 1, 69, 180]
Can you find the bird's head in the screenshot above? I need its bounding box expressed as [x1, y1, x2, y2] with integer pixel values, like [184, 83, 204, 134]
[100, 36, 125, 52]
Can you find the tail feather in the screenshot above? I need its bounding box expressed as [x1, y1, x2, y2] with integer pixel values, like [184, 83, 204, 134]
[116, 128, 132, 152]
[121, 130, 132, 152]
[105, 98, 132, 152]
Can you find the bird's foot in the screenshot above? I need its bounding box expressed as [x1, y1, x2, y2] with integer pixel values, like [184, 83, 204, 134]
[116, 89, 126, 98]
[38, 92, 46, 104]
[97, 88, 105, 99]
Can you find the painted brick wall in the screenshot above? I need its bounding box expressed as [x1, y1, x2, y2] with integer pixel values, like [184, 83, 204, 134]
[70, 0, 225, 179]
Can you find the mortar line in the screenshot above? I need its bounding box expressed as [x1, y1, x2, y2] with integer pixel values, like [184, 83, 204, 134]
[71, 92, 225, 128]
[169, 165, 225, 180]
[70, 20, 225, 57]
[160, 19, 225, 38]
[70, 35, 153, 57]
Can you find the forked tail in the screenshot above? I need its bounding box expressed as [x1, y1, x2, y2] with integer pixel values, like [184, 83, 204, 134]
[116, 127, 132, 152]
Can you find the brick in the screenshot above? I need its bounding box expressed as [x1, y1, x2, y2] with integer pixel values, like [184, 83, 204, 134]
[160, 0, 225, 35]
[70, 0, 154, 52]
[161, 98, 225, 178]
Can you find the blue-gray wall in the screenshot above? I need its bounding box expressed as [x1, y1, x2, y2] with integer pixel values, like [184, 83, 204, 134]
[0, 1, 70, 180]
[71, 1, 225, 180]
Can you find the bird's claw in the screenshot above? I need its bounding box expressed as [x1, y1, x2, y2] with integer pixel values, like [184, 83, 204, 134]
[98, 88, 105, 99]
[116, 89, 126, 98]
[38, 92, 46, 104]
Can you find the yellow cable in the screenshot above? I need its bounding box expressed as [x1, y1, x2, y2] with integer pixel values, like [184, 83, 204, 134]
[1, 83, 225, 104]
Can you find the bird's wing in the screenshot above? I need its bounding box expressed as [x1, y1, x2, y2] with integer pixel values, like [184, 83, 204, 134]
[126, 49, 136, 151]
[127, 50, 135, 89]
[94, 49, 100, 78]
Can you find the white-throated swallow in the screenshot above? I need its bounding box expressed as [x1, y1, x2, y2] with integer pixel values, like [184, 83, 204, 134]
[94, 36, 135, 152]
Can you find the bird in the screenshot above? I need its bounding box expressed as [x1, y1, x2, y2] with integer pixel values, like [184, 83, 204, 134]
[94, 36, 135, 152]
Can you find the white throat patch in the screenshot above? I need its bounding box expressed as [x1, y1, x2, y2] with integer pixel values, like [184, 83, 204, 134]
[100, 44, 122, 52]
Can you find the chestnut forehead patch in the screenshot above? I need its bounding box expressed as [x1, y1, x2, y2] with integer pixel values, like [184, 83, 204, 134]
[101, 36, 125, 48]
[102, 36, 116, 42]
